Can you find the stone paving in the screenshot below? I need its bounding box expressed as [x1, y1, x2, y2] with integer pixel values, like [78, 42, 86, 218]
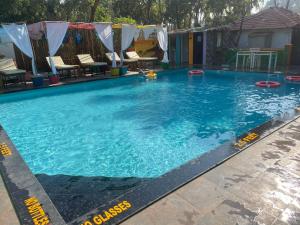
[121, 118, 300, 225]
[1, 118, 300, 225]
[0, 175, 20, 225]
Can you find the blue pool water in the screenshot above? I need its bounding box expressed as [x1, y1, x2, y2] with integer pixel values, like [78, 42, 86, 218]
[0, 70, 300, 178]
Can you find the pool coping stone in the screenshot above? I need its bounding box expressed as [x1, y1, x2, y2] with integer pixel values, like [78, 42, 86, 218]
[0, 126, 67, 225]
[68, 111, 300, 225]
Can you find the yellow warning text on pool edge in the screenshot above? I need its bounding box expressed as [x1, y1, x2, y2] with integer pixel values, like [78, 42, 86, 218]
[0, 143, 12, 156]
[81, 200, 132, 225]
[234, 132, 259, 149]
[24, 197, 50, 225]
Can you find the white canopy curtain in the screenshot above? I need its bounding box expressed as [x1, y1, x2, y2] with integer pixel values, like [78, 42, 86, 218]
[2, 23, 37, 75]
[143, 27, 155, 40]
[94, 23, 116, 67]
[120, 24, 137, 66]
[45, 22, 69, 74]
[157, 26, 169, 63]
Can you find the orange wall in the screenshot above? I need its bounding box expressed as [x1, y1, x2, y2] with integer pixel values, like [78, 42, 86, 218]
[133, 40, 158, 57]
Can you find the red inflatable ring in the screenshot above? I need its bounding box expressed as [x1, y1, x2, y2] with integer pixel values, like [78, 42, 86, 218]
[286, 76, 300, 82]
[256, 81, 281, 88]
[189, 70, 204, 75]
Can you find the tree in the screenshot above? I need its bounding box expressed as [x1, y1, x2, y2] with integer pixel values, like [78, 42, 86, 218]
[265, 0, 300, 12]
[286, 0, 290, 9]
[0, 0, 48, 23]
[113, 17, 137, 24]
[90, 0, 101, 22]
[232, 0, 261, 47]
[164, 0, 193, 29]
[0, 0, 269, 30]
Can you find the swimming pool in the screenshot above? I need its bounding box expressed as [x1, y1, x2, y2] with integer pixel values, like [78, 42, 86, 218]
[1, 69, 300, 224]
[0, 69, 300, 179]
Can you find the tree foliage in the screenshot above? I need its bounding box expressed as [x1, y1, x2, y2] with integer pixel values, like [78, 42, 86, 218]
[265, 0, 300, 12]
[0, 0, 265, 29]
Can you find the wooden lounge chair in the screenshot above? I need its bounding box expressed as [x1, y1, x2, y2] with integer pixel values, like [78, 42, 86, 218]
[46, 56, 80, 78]
[126, 51, 158, 61]
[0, 58, 26, 88]
[105, 52, 138, 70]
[126, 51, 157, 69]
[77, 54, 107, 75]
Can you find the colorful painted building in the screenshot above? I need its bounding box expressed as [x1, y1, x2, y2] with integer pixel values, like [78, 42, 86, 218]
[168, 27, 207, 66]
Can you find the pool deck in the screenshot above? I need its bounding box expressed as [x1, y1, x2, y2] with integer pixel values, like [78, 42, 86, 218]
[120, 117, 300, 225]
[0, 175, 20, 225]
[0, 71, 140, 94]
[1, 117, 299, 224]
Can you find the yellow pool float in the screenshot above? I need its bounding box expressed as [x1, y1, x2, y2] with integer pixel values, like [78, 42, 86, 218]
[146, 70, 157, 79]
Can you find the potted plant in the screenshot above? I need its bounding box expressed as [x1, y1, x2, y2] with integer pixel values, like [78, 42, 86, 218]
[111, 67, 120, 76]
[160, 62, 169, 70]
[48, 72, 59, 84]
[119, 66, 128, 75]
[31, 74, 44, 87]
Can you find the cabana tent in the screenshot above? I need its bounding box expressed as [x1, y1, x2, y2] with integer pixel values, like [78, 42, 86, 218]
[27, 21, 118, 74]
[10, 21, 169, 74]
[2, 23, 37, 75]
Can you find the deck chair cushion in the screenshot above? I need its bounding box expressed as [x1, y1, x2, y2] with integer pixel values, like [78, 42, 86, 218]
[126, 51, 140, 59]
[0, 58, 26, 77]
[1, 69, 26, 75]
[105, 52, 138, 65]
[0, 58, 18, 71]
[126, 51, 158, 61]
[123, 58, 138, 63]
[46, 56, 79, 70]
[105, 52, 121, 62]
[77, 54, 94, 64]
[77, 54, 107, 67]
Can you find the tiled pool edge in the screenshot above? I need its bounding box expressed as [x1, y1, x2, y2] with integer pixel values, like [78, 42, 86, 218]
[1, 111, 300, 225]
[0, 126, 67, 225]
[68, 111, 300, 225]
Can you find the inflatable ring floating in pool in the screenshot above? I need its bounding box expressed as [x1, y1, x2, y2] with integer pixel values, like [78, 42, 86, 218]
[188, 70, 204, 75]
[286, 76, 300, 82]
[256, 81, 281, 88]
[146, 71, 157, 79]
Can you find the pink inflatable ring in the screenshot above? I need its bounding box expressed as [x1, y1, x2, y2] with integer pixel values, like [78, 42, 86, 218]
[189, 70, 204, 75]
[286, 76, 300, 82]
[256, 81, 281, 88]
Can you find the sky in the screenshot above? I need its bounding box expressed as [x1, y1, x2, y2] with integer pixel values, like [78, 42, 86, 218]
[252, 1, 267, 14]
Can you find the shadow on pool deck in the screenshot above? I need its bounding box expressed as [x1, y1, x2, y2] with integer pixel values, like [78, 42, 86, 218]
[35, 174, 151, 223]
[120, 118, 300, 225]
[1, 114, 300, 225]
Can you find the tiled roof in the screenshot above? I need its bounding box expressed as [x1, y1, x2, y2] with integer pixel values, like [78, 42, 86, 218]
[230, 7, 300, 30]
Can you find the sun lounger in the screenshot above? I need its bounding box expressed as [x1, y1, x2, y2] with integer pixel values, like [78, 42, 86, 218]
[46, 56, 80, 78]
[105, 52, 138, 63]
[126, 51, 158, 61]
[77, 54, 107, 75]
[126, 51, 157, 69]
[0, 58, 26, 88]
[105, 52, 138, 70]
